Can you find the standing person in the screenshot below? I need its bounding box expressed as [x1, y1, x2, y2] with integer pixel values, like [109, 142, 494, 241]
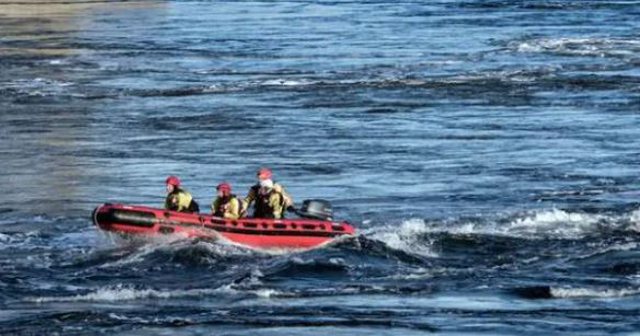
[211, 182, 241, 219]
[164, 175, 199, 213]
[242, 168, 294, 219]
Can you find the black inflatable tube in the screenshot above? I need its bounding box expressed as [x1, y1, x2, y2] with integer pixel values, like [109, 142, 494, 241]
[96, 208, 157, 228]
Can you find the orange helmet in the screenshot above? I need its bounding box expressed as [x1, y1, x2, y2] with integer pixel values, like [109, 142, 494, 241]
[257, 167, 272, 180]
[216, 182, 232, 194]
[165, 175, 181, 187]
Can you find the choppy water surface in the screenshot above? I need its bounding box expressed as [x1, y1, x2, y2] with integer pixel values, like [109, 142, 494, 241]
[2, 1, 640, 334]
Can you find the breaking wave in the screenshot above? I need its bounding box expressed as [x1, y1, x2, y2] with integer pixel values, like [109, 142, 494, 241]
[27, 281, 427, 303]
[504, 209, 605, 238]
[629, 209, 640, 232]
[29, 283, 284, 303]
[366, 219, 437, 257]
[551, 287, 640, 299]
[509, 37, 640, 58]
[97, 238, 262, 269]
[392, 208, 636, 240]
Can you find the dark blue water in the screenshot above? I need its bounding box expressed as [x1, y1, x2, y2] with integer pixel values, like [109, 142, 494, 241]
[2, 1, 640, 334]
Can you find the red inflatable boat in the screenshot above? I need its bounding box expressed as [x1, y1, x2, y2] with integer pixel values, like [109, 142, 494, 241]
[92, 203, 356, 250]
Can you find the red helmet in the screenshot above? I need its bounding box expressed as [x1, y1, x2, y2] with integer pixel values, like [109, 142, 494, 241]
[216, 182, 232, 194]
[165, 175, 181, 187]
[257, 167, 272, 180]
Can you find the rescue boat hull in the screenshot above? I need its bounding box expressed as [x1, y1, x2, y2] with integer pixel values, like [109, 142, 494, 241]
[92, 203, 355, 250]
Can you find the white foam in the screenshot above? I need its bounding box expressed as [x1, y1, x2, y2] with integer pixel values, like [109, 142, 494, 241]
[505, 208, 602, 239]
[576, 242, 639, 261]
[368, 219, 437, 257]
[213, 235, 312, 255]
[391, 208, 613, 240]
[328, 257, 346, 266]
[30, 283, 287, 303]
[31, 285, 223, 303]
[386, 267, 434, 280]
[511, 37, 640, 57]
[629, 209, 640, 232]
[0, 230, 43, 250]
[440, 68, 557, 86]
[101, 238, 262, 269]
[204, 84, 227, 93]
[98, 242, 169, 269]
[551, 287, 640, 299]
[51, 227, 106, 250]
[3, 78, 75, 90]
[108, 313, 148, 324]
[261, 79, 311, 86]
[253, 288, 282, 298]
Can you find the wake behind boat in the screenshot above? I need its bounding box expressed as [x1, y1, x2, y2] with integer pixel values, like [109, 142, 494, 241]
[92, 202, 356, 250]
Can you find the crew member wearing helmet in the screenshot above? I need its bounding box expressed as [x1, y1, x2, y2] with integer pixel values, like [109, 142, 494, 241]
[242, 168, 294, 219]
[211, 182, 241, 219]
[164, 175, 199, 213]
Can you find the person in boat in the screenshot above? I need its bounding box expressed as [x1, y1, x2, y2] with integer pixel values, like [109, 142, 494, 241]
[242, 168, 294, 219]
[164, 175, 199, 213]
[211, 182, 241, 219]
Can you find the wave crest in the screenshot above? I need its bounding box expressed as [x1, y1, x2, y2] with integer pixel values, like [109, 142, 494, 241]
[551, 287, 640, 299]
[367, 219, 437, 257]
[506, 209, 603, 238]
[510, 37, 640, 58]
[394, 208, 630, 240]
[30, 283, 285, 303]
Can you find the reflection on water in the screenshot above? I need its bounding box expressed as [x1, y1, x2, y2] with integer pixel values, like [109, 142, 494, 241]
[0, 1, 168, 215]
[0, 1, 167, 56]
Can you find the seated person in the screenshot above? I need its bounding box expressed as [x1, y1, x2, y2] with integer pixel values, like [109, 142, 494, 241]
[211, 182, 241, 219]
[242, 168, 294, 219]
[164, 175, 199, 213]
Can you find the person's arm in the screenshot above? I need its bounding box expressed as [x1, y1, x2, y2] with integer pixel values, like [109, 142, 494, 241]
[165, 194, 179, 211]
[211, 198, 218, 215]
[274, 184, 295, 211]
[282, 189, 294, 209]
[242, 187, 256, 215]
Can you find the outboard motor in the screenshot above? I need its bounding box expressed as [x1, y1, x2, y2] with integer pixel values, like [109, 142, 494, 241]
[297, 199, 333, 221]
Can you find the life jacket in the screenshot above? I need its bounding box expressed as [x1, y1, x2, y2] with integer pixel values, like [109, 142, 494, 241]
[251, 183, 287, 219]
[166, 188, 199, 213]
[214, 194, 241, 218]
[252, 184, 271, 218]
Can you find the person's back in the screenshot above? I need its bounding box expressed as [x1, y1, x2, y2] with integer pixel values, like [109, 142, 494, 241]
[211, 182, 241, 219]
[164, 176, 199, 213]
[243, 168, 293, 219]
